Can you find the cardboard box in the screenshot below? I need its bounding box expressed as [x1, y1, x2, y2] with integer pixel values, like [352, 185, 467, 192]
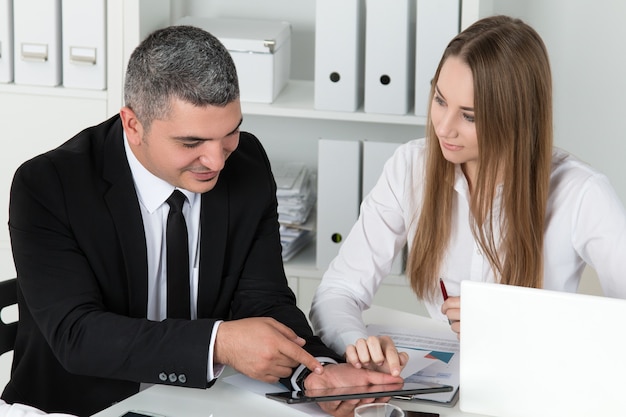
[177, 16, 291, 103]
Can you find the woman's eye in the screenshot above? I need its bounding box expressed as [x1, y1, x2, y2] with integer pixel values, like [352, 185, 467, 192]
[434, 95, 445, 106]
[463, 113, 475, 123]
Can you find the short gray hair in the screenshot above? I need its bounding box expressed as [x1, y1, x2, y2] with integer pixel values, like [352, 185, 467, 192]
[124, 25, 240, 130]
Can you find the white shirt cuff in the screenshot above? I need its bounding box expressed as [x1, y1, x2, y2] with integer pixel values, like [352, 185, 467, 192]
[289, 356, 338, 391]
[207, 320, 224, 381]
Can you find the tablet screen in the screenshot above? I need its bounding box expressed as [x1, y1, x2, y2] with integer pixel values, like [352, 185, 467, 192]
[265, 381, 453, 404]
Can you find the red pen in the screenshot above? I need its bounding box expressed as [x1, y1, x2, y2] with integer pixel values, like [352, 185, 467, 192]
[440, 278, 452, 324]
[439, 278, 449, 300]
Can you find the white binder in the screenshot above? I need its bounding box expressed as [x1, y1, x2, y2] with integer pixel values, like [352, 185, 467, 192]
[314, 0, 365, 112]
[363, 0, 416, 115]
[62, 0, 107, 90]
[316, 139, 362, 270]
[362, 141, 404, 275]
[13, 0, 61, 86]
[0, 0, 13, 83]
[414, 0, 460, 117]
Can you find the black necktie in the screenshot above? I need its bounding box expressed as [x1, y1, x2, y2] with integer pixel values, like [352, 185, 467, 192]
[166, 190, 190, 319]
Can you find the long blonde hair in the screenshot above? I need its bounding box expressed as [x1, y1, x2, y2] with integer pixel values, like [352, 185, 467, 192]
[408, 15, 553, 300]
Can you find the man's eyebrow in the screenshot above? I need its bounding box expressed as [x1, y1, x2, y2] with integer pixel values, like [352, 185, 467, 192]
[228, 117, 243, 136]
[173, 117, 243, 141]
[435, 85, 474, 112]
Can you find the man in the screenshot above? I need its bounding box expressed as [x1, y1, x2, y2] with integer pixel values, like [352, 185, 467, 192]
[3, 26, 401, 417]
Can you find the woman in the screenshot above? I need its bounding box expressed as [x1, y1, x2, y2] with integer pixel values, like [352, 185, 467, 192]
[310, 15, 626, 376]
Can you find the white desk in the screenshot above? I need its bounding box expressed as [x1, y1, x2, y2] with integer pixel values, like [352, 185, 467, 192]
[92, 306, 489, 417]
[91, 373, 486, 417]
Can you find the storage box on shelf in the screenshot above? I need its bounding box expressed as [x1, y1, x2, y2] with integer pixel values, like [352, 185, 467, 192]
[175, 16, 291, 104]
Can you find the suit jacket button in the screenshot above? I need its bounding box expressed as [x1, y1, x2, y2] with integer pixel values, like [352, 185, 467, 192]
[168, 373, 177, 383]
[179, 374, 187, 384]
[159, 372, 167, 382]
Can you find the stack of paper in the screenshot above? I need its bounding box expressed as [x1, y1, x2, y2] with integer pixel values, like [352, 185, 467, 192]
[273, 161, 316, 261]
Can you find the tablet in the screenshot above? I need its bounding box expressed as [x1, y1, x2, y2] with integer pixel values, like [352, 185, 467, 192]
[265, 381, 453, 404]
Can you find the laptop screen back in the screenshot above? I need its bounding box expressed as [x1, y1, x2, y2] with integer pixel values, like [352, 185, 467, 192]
[459, 280, 626, 417]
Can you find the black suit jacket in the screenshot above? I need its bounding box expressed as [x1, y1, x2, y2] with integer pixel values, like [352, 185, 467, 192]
[3, 115, 340, 416]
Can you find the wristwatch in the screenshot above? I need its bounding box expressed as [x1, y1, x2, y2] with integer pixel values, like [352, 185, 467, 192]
[295, 362, 333, 391]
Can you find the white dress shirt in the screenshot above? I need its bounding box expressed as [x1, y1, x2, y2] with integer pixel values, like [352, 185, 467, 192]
[310, 138, 626, 355]
[124, 137, 223, 381]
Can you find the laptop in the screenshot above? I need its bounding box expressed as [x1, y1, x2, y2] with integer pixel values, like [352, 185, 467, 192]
[459, 280, 626, 417]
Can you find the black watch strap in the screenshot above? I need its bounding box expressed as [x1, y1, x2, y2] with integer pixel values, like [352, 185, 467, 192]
[295, 361, 332, 391]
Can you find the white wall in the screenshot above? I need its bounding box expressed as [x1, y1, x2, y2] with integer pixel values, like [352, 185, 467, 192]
[492, 0, 626, 205]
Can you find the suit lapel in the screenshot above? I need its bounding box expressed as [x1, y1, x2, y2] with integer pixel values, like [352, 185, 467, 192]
[101, 120, 149, 318]
[197, 180, 228, 317]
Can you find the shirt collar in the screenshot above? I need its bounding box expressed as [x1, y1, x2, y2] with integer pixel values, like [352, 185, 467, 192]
[453, 164, 504, 203]
[454, 164, 471, 200]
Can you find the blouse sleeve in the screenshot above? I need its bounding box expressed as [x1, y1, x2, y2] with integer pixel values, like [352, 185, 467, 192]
[570, 172, 626, 298]
[309, 141, 419, 354]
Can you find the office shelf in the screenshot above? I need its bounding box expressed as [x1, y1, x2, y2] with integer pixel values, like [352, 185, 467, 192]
[242, 80, 428, 126]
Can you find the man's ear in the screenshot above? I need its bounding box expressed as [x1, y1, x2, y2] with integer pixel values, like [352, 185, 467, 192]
[120, 106, 143, 146]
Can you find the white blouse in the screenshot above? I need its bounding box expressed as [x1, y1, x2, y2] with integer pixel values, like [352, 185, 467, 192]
[310, 138, 626, 355]
[0, 401, 75, 417]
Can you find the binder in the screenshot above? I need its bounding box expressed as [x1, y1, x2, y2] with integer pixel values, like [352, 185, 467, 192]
[362, 141, 401, 199]
[314, 0, 365, 112]
[316, 139, 362, 270]
[13, 0, 62, 86]
[62, 0, 107, 90]
[0, 0, 12, 83]
[414, 0, 460, 117]
[362, 141, 404, 275]
[363, 0, 416, 115]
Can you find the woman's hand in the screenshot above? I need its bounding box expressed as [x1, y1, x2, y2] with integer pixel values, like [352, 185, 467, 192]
[344, 335, 409, 376]
[442, 296, 461, 338]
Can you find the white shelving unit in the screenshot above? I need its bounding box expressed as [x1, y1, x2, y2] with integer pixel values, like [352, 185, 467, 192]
[0, 0, 483, 313]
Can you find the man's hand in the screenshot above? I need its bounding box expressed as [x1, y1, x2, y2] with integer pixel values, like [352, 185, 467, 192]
[214, 317, 323, 383]
[304, 363, 404, 417]
[442, 296, 461, 338]
[345, 335, 409, 376]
